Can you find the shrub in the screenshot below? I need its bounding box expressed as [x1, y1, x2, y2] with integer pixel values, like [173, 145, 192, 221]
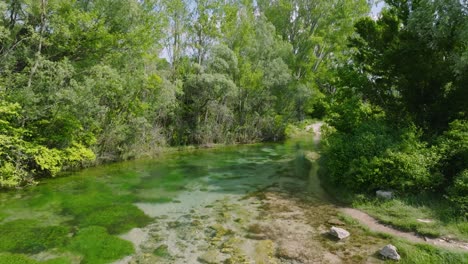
[446, 170, 468, 218]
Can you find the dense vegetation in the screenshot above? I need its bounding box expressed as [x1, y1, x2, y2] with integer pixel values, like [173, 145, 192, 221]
[0, 0, 466, 221]
[320, 0, 467, 218]
[0, 0, 369, 187]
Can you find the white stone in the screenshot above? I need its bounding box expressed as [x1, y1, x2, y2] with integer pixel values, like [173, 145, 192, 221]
[417, 218, 433, 223]
[376, 190, 393, 199]
[380, 244, 401, 261]
[329, 226, 350, 240]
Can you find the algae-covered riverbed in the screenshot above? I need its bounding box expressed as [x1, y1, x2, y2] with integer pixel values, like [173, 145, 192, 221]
[0, 138, 466, 264]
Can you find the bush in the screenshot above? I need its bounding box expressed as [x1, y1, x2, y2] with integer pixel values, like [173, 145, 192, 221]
[446, 170, 468, 218]
[322, 97, 440, 193]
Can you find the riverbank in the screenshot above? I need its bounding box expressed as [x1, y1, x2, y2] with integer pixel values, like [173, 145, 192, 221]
[310, 122, 468, 259]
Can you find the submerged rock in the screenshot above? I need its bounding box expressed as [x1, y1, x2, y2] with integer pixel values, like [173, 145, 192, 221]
[380, 244, 401, 261]
[376, 190, 393, 200]
[197, 250, 228, 264]
[329, 226, 350, 240]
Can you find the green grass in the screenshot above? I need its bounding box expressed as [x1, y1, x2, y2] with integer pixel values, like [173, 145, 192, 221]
[67, 226, 134, 264]
[394, 239, 468, 264]
[336, 213, 468, 263]
[355, 197, 468, 241]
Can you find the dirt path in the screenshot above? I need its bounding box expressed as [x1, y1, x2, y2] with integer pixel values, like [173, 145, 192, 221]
[340, 207, 468, 251]
[305, 121, 468, 252]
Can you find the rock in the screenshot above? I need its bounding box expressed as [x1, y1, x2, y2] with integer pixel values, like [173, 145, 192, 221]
[376, 190, 393, 199]
[380, 244, 401, 261]
[197, 250, 228, 264]
[329, 226, 350, 240]
[416, 218, 433, 223]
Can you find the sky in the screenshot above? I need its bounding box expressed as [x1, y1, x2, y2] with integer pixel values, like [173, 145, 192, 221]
[371, 1, 385, 17]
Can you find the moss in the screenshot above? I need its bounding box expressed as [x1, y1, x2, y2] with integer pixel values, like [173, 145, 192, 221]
[197, 249, 223, 263]
[0, 253, 70, 264]
[0, 211, 7, 222]
[254, 240, 275, 264]
[79, 204, 151, 234]
[153, 245, 170, 257]
[137, 196, 174, 203]
[67, 226, 134, 264]
[61, 188, 132, 217]
[0, 219, 69, 254]
[0, 253, 39, 264]
[60, 185, 150, 234]
[42, 258, 72, 264]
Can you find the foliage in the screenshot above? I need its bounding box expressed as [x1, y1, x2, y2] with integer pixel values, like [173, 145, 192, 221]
[321, 0, 467, 216]
[0, 0, 369, 186]
[347, 0, 467, 131]
[446, 170, 468, 217]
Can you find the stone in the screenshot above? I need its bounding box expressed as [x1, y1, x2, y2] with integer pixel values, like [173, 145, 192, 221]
[376, 190, 393, 199]
[329, 226, 350, 240]
[197, 250, 228, 264]
[416, 218, 433, 223]
[380, 244, 401, 261]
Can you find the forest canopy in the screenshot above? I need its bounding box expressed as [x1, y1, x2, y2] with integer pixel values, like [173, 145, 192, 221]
[0, 0, 369, 187]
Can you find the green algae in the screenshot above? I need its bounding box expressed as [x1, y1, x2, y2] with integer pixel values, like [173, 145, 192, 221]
[59, 183, 151, 234]
[153, 245, 170, 257]
[0, 253, 39, 264]
[0, 220, 69, 254]
[0, 253, 71, 264]
[68, 226, 134, 264]
[0, 138, 320, 260]
[79, 204, 151, 234]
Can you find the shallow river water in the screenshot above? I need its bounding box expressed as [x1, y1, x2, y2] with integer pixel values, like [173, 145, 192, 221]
[0, 138, 397, 264]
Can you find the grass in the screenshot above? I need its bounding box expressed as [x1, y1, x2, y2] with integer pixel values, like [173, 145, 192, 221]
[336, 213, 468, 263]
[394, 239, 468, 264]
[67, 226, 134, 264]
[355, 196, 468, 241]
[318, 171, 468, 242]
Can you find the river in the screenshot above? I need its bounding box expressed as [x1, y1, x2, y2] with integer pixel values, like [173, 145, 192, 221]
[0, 137, 394, 264]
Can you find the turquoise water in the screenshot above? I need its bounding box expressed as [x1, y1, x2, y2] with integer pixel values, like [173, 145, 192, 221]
[0, 139, 314, 263]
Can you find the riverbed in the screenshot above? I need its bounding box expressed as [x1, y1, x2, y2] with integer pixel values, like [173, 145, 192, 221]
[0, 138, 406, 263]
